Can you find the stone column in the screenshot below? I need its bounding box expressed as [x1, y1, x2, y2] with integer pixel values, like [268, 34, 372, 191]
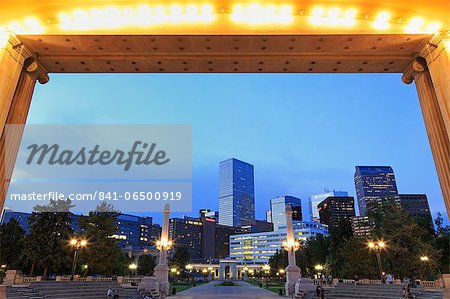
[154, 203, 171, 296]
[284, 205, 301, 296]
[0, 36, 49, 212]
[403, 44, 450, 216]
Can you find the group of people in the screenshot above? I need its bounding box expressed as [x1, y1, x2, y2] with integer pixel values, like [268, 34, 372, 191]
[107, 288, 154, 299]
[106, 288, 120, 299]
[380, 273, 395, 284]
[315, 284, 325, 298]
[317, 274, 333, 286]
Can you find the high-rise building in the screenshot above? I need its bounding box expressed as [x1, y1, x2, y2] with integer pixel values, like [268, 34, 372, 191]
[219, 158, 255, 227]
[309, 190, 348, 221]
[398, 194, 432, 218]
[351, 216, 374, 236]
[229, 221, 328, 265]
[354, 166, 398, 215]
[318, 196, 356, 228]
[169, 212, 238, 260]
[266, 210, 272, 223]
[236, 219, 273, 234]
[114, 214, 153, 249]
[169, 217, 203, 259]
[270, 196, 302, 230]
[1, 209, 154, 249]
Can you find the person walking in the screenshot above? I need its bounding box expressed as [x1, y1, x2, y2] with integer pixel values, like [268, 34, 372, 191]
[319, 286, 325, 299]
[107, 288, 113, 298]
[386, 273, 394, 284]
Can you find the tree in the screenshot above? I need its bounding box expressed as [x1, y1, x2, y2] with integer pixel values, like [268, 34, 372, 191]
[0, 219, 25, 270]
[300, 235, 330, 275]
[371, 203, 441, 279]
[170, 247, 190, 269]
[79, 202, 128, 276]
[21, 199, 74, 278]
[434, 212, 450, 274]
[268, 249, 288, 273]
[138, 254, 156, 275]
[331, 237, 378, 279]
[327, 218, 354, 277]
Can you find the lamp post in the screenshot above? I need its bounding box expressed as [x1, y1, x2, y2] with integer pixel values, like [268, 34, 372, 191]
[314, 264, 324, 280]
[419, 256, 429, 279]
[129, 263, 138, 277]
[263, 264, 270, 288]
[69, 238, 87, 280]
[186, 264, 193, 285]
[368, 241, 386, 276]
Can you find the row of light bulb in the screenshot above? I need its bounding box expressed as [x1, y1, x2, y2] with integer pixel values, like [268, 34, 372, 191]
[0, 3, 443, 36]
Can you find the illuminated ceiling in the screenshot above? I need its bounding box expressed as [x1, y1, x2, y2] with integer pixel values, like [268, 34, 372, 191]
[0, 1, 448, 73]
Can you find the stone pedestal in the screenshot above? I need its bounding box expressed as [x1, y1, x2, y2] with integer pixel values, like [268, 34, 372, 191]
[3, 270, 23, 285]
[154, 265, 169, 296]
[294, 278, 316, 297]
[442, 274, 450, 298]
[285, 265, 301, 295]
[138, 276, 160, 294]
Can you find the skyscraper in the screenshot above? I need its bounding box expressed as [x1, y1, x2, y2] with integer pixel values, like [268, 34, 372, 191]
[219, 158, 255, 227]
[270, 195, 302, 230]
[317, 196, 356, 228]
[354, 166, 398, 216]
[309, 190, 348, 221]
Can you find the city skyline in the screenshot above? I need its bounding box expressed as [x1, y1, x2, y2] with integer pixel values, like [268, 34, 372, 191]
[19, 73, 448, 223]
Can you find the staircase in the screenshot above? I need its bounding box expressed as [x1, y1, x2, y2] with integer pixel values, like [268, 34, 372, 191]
[324, 283, 444, 299]
[6, 281, 143, 299]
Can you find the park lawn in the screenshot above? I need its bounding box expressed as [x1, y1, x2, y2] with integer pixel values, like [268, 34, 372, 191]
[170, 281, 207, 294]
[246, 280, 285, 295]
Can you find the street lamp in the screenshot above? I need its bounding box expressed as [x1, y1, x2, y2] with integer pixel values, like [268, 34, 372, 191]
[129, 263, 138, 276]
[69, 238, 87, 280]
[367, 240, 386, 276]
[186, 264, 193, 285]
[420, 256, 429, 262]
[156, 239, 173, 251]
[263, 264, 270, 288]
[314, 264, 324, 279]
[419, 255, 429, 279]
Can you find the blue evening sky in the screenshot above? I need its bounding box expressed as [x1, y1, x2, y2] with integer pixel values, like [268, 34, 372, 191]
[26, 73, 449, 223]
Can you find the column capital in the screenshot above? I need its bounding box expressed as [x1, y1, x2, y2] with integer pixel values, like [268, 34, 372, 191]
[419, 30, 450, 62]
[402, 57, 427, 84]
[23, 57, 49, 84]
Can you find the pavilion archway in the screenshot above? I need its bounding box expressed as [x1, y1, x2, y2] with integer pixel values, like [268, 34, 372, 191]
[0, 0, 449, 216]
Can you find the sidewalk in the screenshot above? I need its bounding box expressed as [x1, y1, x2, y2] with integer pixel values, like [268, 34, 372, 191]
[171, 280, 281, 299]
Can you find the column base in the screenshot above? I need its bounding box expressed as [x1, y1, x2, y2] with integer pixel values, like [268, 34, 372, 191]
[154, 264, 169, 296]
[285, 265, 301, 296]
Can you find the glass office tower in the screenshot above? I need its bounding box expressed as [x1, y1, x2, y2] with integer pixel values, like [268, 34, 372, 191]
[219, 158, 255, 226]
[308, 190, 348, 221]
[270, 195, 302, 230]
[354, 166, 398, 215]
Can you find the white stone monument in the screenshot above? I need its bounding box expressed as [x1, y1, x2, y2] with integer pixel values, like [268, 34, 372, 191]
[284, 205, 301, 296]
[153, 203, 171, 296]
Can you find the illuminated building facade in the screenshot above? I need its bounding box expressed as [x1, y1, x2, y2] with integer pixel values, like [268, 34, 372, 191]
[219, 158, 255, 227]
[229, 221, 328, 265]
[351, 215, 374, 236]
[308, 190, 348, 221]
[317, 196, 356, 228]
[269, 195, 302, 230]
[354, 166, 398, 215]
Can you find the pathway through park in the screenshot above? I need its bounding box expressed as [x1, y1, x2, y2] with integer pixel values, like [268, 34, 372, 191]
[172, 281, 281, 299]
